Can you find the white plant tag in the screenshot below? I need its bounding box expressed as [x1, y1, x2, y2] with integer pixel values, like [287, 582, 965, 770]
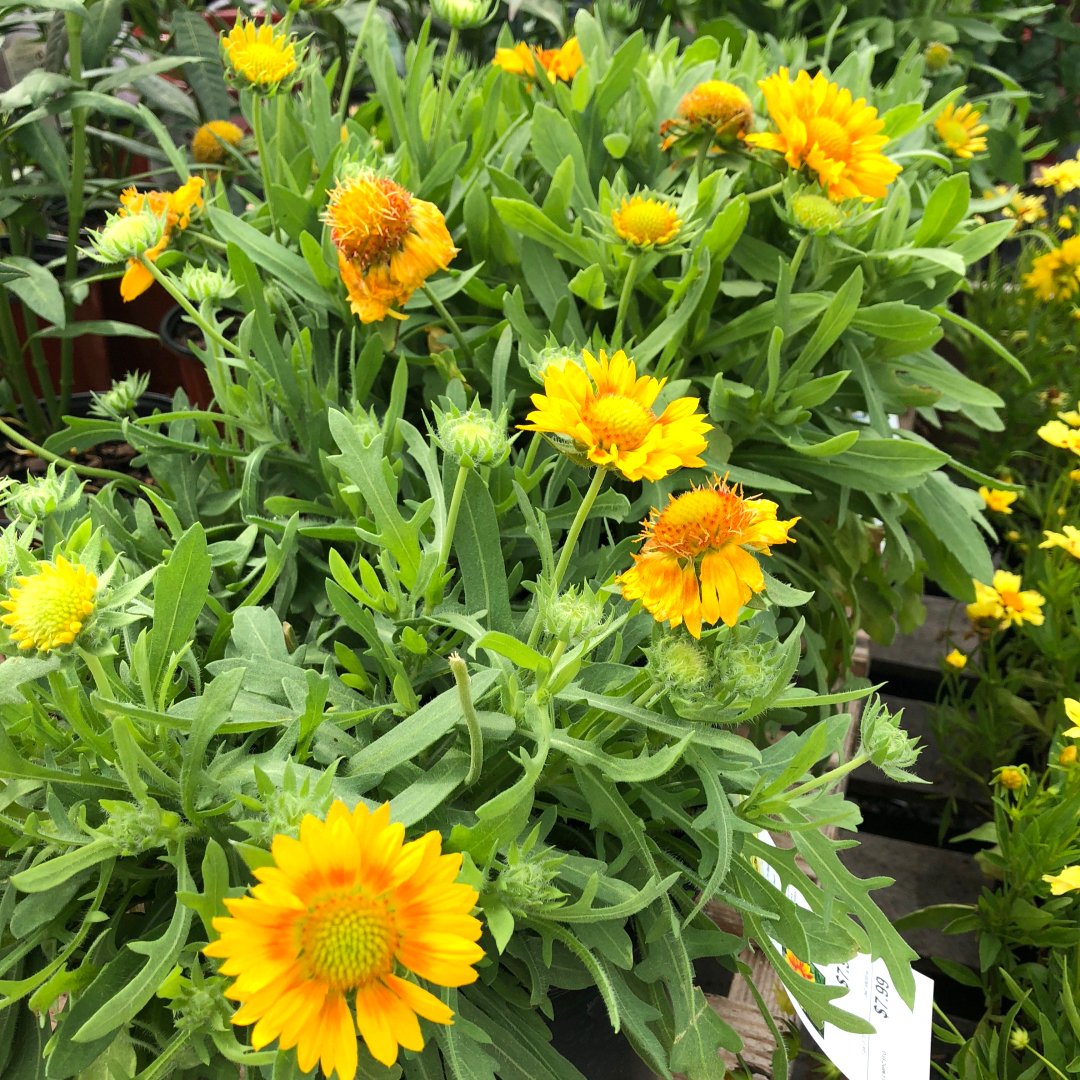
[753, 833, 934, 1080]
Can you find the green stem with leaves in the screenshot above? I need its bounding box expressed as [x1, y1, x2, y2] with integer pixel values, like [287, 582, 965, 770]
[141, 258, 240, 357]
[421, 282, 473, 363]
[613, 255, 640, 348]
[431, 27, 459, 150]
[336, 0, 379, 124]
[0, 289, 47, 436]
[746, 179, 784, 204]
[425, 461, 470, 612]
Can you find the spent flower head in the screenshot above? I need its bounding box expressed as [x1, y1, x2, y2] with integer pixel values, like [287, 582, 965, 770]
[191, 120, 244, 164]
[923, 41, 953, 72]
[860, 696, 924, 782]
[994, 765, 1029, 793]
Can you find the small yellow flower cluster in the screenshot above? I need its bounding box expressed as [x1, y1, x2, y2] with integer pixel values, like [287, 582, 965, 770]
[984, 184, 1047, 232]
[1035, 154, 1080, 196]
[1024, 236, 1080, 303]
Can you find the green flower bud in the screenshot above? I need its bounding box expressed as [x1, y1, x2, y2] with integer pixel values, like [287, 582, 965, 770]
[649, 634, 714, 698]
[923, 41, 953, 73]
[179, 262, 238, 303]
[494, 838, 567, 912]
[596, 0, 640, 31]
[349, 406, 383, 449]
[994, 765, 1029, 793]
[860, 696, 924, 782]
[85, 210, 166, 264]
[526, 345, 585, 386]
[539, 582, 608, 643]
[89, 372, 150, 421]
[96, 797, 184, 856]
[431, 0, 496, 29]
[434, 403, 510, 467]
[1008, 1026, 1030, 1053]
[714, 639, 778, 700]
[238, 763, 336, 846]
[790, 192, 846, 234]
[0, 465, 84, 522]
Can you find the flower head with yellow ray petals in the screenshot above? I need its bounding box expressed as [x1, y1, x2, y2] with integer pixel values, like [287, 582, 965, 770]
[221, 18, 298, 90]
[659, 80, 752, 150]
[115, 177, 205, 301]
[1062, 698, 1080, 737]
[1, 555, 97, 652]
[324, 171, 457, 323]
[204, 801, 484, 1080]
[519, 350, 711, 482]
[944, 649, 967, 669]
[978, 486, 1018, 514]
[966, 569, 1045, 629]
[1043, 865, 1080, 895]
[1024, 236, 1080, 303]
[934, 102, 988, 159]
[1035, 156, 1080, 197]
[1040, 525, 1080, 560]
[617, 476, 798, 638]
[192, 120, 244, 164]
[492, 38, 583, 83]
[611, 195, 682, 248]
[1038, 418, 1080, 455]
[744, 68, 901, 202]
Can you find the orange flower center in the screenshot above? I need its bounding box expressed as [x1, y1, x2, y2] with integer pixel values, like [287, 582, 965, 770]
[809, 117, 852, 161]
[646, 486, 754, 558]
[583, 395, 656, 449]
[299, 894, 395, 991]
[998, 589, 1023, 611]
[326, 175, 414, 270]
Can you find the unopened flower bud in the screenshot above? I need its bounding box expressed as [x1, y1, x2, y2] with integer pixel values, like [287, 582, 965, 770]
[89, 372, 150, 420]
[861, 696, 923, 782]
[432, 0, 496, 29]
[790, 192, 846, 233]
[85, 210, 166, 264]
[649, 634, 714, 698]
[995, 766, 1027, 792]
[714, 639, 778, 699]
[0, 465, 83, 522]
[1060, 745, 1077, 766]
[434, 403, 510, 467]
[526, 345, 585, 385]
[923, 41, 953, 73]
[96, 797, 184, 856]
[179, 262, 238, 303]
[1009, 1026, 1030, 1052]
[540, 583, 608, 643]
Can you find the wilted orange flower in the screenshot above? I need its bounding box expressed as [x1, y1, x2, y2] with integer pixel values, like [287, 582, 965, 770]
[520, 349, 711, 482]
[618, 476, 798, 638]
[492, 38, 583, 83]
[117, 177, 205, 301]
[204, 801, 484, 1080]
[660, 80, 752, 150]
[325, 171, 457, 323]
[745, 68, 901, 202]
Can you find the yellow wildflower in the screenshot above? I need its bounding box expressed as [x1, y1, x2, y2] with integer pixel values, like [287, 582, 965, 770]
[934, 102, 988, 159]
[978, 486, 1018, 514]
[1, 556, 97, 651]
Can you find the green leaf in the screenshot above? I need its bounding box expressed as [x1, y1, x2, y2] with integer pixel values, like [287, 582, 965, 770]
[171, 7, 232, 121]
[530, 104, 596, 210]
[491, 197, 597, 268]
[908, 471, 992, 582]
[10, 839, 116, 894]
[852, 302, 941, 344]
[1, 257, 65, 327]
[454, 472, 514, 635]
[911, 173, 970, 247]
[789, 267, 862, 376]
[550, 731, 693, 783]
[473, 632, 550, 673]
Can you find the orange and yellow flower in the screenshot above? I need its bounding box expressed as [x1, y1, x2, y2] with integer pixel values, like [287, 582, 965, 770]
[1024, 236, 1080, 303]
[934, 102, 988, 159]
[192, 120, 244, 164]
[221, 18, 298, 89]
[611, 195, 682, 248]
[116, 177, 205, 301]
[966, 570, 1045, 629]
[520, 349, 711, 482]
[325, 171, 457, 323]
[659, 80, 753, 150]
[978, 486, 1018, 514]
[204, 801, 484, 1080]
[745, 68, 901, 202]
[618, 476, 798, 638]
[492, 38, 583, 83]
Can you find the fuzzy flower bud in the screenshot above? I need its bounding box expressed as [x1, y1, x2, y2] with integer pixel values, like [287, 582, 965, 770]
[431, 0, 496, 29]
[1008, 1026, 1030, 1052]
[89, 372, 149, 420]
[0, 465, 83, 522]
[790, 192, 846, 233]
[179, 262, 238, 304]
[596, 0, 640, 30]
[539, 582, 608, 643]
[494, 841, 567, 912]
[85, 210, 166, 264]
[714, 639, 779, 700]
[860, 696, 924, 782]
[526, 345, 585, 385]
[434, 403, 510, 467]
[923, 41, 953, 73]
[96, 798, 183, 856]
[648, 635, 714, 698]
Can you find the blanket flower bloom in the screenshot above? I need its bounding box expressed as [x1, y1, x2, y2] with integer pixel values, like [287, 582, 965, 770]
[934, 102, 988, 159]
[221, 19, 298, 89]
[519, 349, 711, 482]
[745, 68, 901, 201]
[966, 570, 1045, 628]
[204, 801, 484, 1080]
[114, 177, 205, 301]
[192, 120, 244, 164]
[1024, 236, 1080, 303]
[978, 486, 1018, 514]
[492, 38, 583, 83]
[618, 476, 798, 637]
[325, 171, 457, 323]
[660, 79, 753, 149]
[1, 556, 97, 651]
[1040, 525, 1080, 560]
[611, 195, 682, 248]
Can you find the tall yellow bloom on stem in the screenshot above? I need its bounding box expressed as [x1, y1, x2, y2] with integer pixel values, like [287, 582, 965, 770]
[934, 102, 988, 159]
[659, 80, 753, 150]
[978, 486, 1018, 514]
[204, 801, 484, 1080]
[116, 177, 205, 301]
[325, 171, 457, 323]
[221, 18, 298, 89]
[1038, 417, 1080, 454]
[966, 570, 1045, 629]
[1024, 236, 1080, 303]
[745, 68, 901, 201]
[519, 350, 711, 482]
[618, 476, 798, 637]
[1, 556, 97, 651]
[492, 38, 583, 83]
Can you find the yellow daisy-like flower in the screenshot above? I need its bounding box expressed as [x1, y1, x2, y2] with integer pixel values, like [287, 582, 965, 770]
[944, 648, 967, 669]
[1038, 417, 1080, 454]
[1023, 236, 1080, 303]
[204, 801, 484, 1080]
[1063, 697, 1080, 737]
[1060, 214, 1074, 231]
[659, 79, 753, 150]
[985, 185, 1047, 231]
[1035, 156, 1080, 197]
[978, 486, 1018, 514]
[934, 102, 989, 159]
[617, 476, 798, 638]
[491, 38, 583, 83]
[0, 556, 97, 652]
[611, 196, 682, 248]
[1042, 865, 1080, 895]
[325, 171, 457, 324]
[966, 570, 1045, 629]
[116, 177, 205, 301]
[744, 68, 901, 202]
[1059, 410, 1080, 427]
[192, 120, 244, 164]
[519, 349, 711, 482]
[1040, 524, 1080, 560]
[221, 18, 298, 89]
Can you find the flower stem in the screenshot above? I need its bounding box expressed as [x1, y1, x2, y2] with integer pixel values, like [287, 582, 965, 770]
[425, 461, 470, 612]
[141, 258, 240, 356]
[612, 255, 640, 348]
[784, 751, 872, 802]
[449, 652, 484, 787]
[746, 179, 785, 204]
[421, 282, 473, 363]
[432, 26, 459, 151]
[336, 0, 379, 125]
[251, 99, 280, 240]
